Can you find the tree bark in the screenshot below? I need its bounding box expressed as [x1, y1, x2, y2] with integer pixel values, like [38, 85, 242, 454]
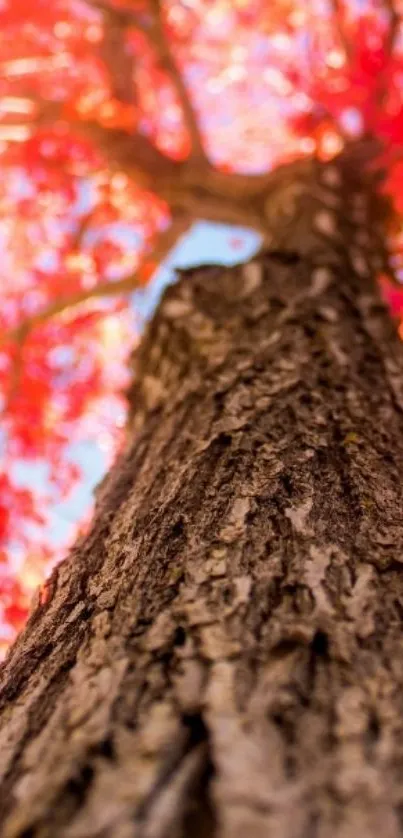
[1, 150, 403, 838]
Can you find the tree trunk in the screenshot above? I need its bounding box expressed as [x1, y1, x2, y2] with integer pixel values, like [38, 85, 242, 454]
[2, 149, 403, 838]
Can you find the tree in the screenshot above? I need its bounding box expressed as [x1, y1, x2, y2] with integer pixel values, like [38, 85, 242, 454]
[1, 0, 403, 834]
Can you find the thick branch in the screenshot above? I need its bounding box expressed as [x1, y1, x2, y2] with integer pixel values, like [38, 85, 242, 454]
[64, 118, 180, 192]
[1, 95, 276, 228]
[84, 0, 138, 26]
[84, 0, 208, 163]
[10, 97, 179, 193]
[146, 0, 208, 162]
[98, 10, 137, 105]
[34, 97, 276, 225]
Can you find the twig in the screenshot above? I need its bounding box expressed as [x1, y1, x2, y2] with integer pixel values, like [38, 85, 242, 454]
[70, 210, 96, 251]
[97, 7, 138, 105]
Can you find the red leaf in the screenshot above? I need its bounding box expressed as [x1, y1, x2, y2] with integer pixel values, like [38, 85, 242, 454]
[4, 602, 28, 632]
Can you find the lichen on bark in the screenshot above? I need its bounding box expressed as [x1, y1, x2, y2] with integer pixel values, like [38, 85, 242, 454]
[1, 149, 403, 837]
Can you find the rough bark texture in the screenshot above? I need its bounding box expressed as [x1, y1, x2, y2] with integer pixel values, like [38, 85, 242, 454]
[1, 150, 403, 837]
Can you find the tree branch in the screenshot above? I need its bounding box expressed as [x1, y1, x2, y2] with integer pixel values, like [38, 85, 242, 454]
[82, 1, 139, 106]
[35, 98, 181, 191]
[1, 213, 192, 412]
[1, 92, 276, 229]
[84, 0, 136, 26]
[83, 0, 209, 164]
[11, 213, 191, 336]
[69, 209, 97, 251]
[146, 0, 208, 162]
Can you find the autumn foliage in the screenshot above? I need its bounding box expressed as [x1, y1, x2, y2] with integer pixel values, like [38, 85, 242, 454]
[0, 0, 402, 654]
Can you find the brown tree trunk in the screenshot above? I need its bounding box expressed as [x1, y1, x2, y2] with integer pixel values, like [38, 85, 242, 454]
[1, 149, 403, 838]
